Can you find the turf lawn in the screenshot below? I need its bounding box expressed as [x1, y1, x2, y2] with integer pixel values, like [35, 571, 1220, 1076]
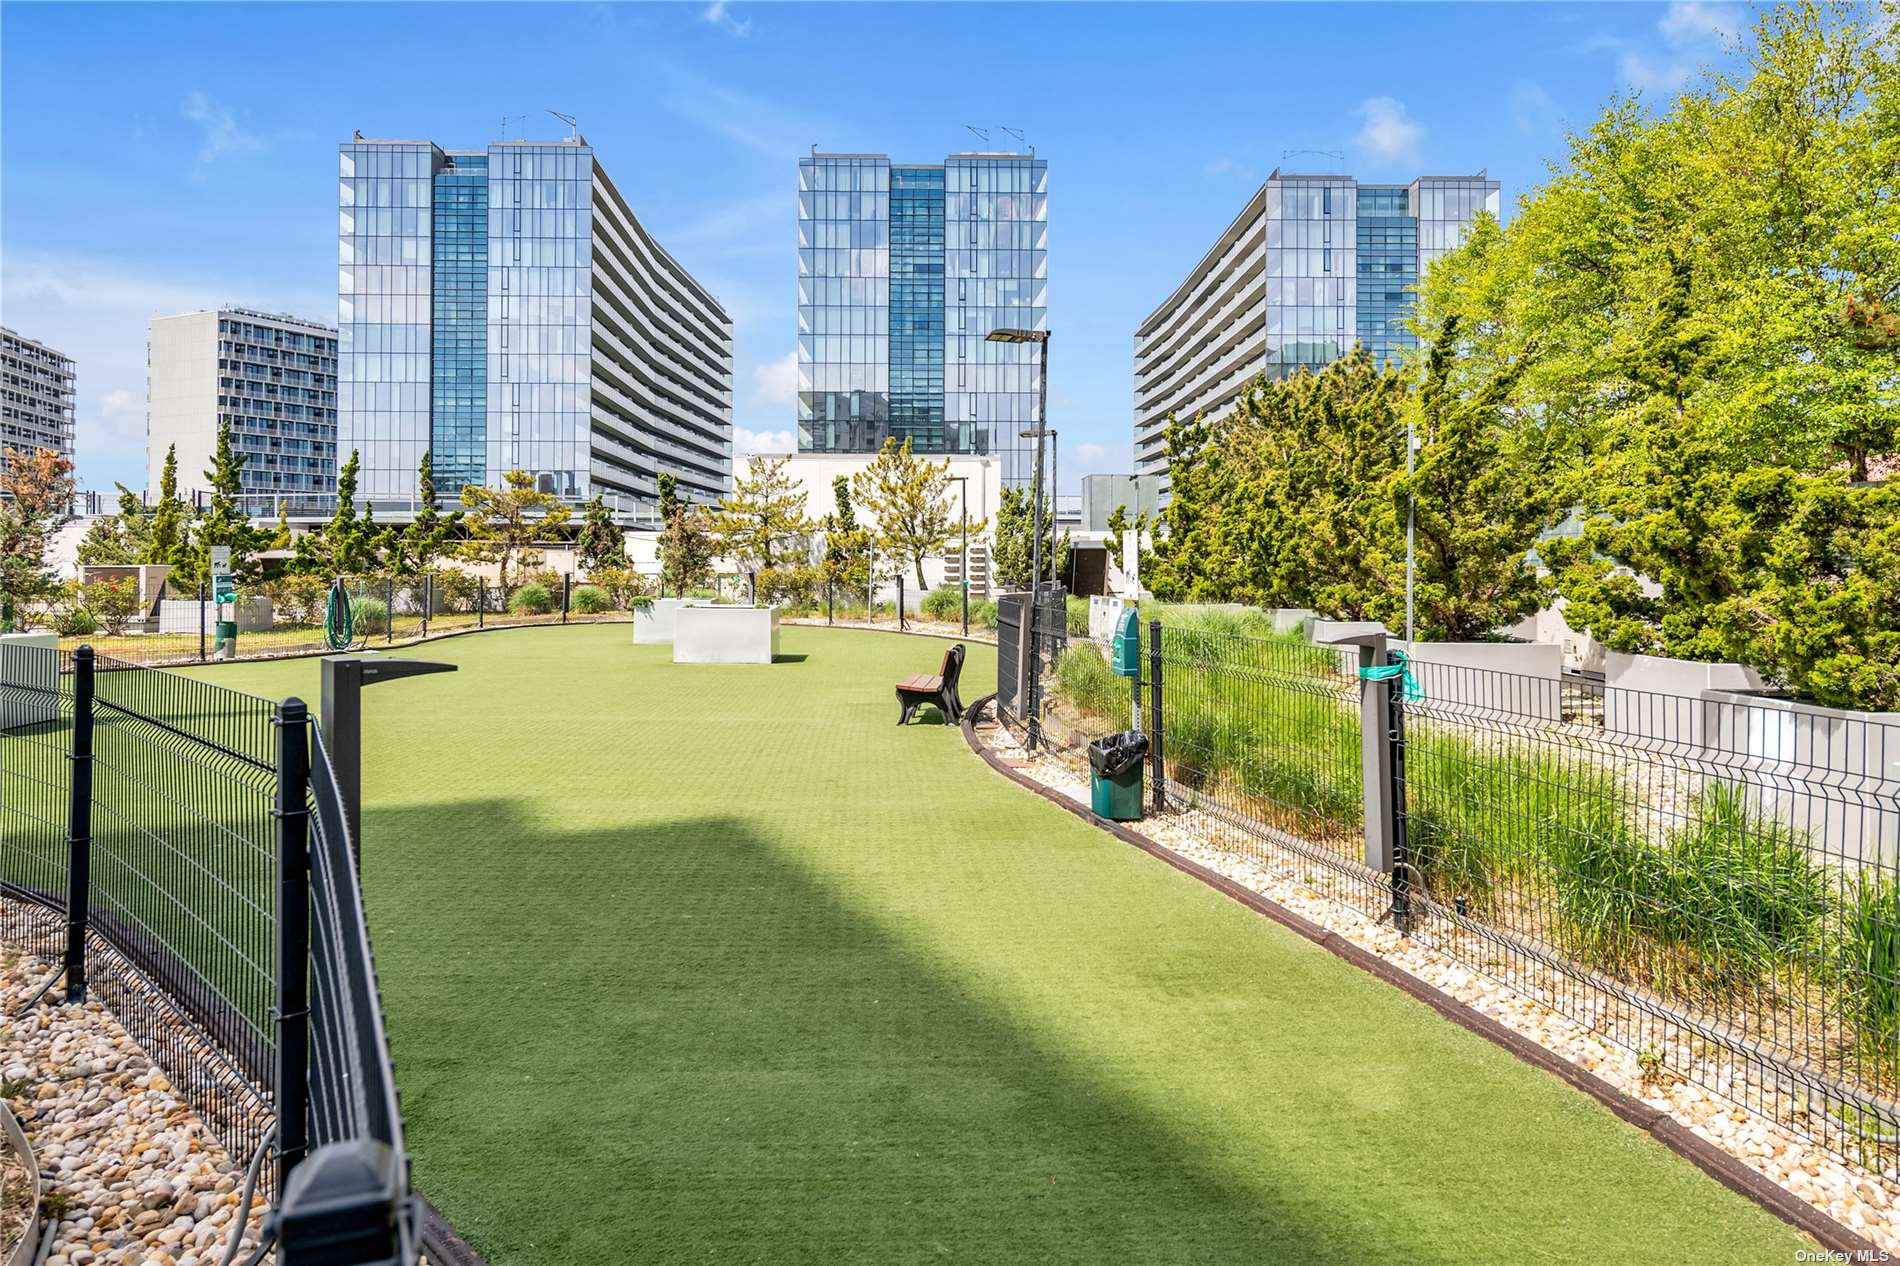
[190, 624, 1807, 1265]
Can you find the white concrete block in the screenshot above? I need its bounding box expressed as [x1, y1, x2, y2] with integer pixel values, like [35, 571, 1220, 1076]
[673, 605, 780, 665]
[633, 598, 686, 644]
[0, 632, 59, 731]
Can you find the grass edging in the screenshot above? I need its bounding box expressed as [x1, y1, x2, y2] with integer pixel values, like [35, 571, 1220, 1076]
[958, 691, 1865, 1259]
[418, 1193, 492, 1266]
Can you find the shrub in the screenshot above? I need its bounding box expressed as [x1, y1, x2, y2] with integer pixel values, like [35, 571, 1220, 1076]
[509, 583, 554, 615]
[53, 605, 99, 637]
[569, 585, 610, 615]
[921, 585, 963, 622]
[757, 564, 824, 607]
[1847, 877, 1900, 1057]
[82, 577, 141, 635]
[263, 574, 329, 626]
[1052, 645, 1124, 724]
[586, 565, 648, 610]
[432, 569, 484, 614]
[970, 599, 999, 630]
[349, 596, 389, 635]
[1065, 593, 1089, 636]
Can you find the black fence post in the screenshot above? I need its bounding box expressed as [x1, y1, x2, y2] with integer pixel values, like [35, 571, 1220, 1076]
[423, 573, 432, 637]
[1386, 648, 1412, 935]
[562, 573, 571, 624]
[273, 697, 313, 1191]
[898, 576, 906, 632]
[198, 581, 207, 662]
[1148, 619, 1165, 813]
[478, 582, 486, 629]
[826, 581, 833, 625]
[1026, 594, 1043, 752]
[62, 646, 95, 1003]
[385, 577, 394, 644]
[748, 571, 757, 607]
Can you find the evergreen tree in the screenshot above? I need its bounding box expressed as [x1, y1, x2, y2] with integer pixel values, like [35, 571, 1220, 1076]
[714, 455, 811, 571]
[460, 468, 571, 600]
[179, 417, 271, 590]
[388, 451, 463, 576]
[990, 485, 1069, 591]
[850, 438, 972, 589]
[575, 493, 626, 571]
[145, 445, 191, 568]
[657, 502, 718, 596]
[293, 449, 392, 577]
[821, 474, 872, 591]
[0, 446, 75, 628]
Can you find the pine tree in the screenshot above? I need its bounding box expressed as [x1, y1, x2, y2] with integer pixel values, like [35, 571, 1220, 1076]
[850, 437, 972, 589]
[180, 417, 271, 590]
[575, 493, 626, 570]
[145, 445, 190, 568]
[821, 474, 872, 591]
[460, 469, 571, 600]
[293, 449, 392, 577]
[714, 455, 810, 571]
[389, 451, 463, 576]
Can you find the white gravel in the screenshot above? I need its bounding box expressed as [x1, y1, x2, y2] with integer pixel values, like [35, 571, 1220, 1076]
[973, 711, 1900, 1253]
[1, 934, 271, 1266]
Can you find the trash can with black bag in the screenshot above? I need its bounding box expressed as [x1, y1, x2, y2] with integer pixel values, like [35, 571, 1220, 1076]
[1087, 731, 1149, 822]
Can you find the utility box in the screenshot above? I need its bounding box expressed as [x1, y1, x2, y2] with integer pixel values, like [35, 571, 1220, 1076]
[1110, 606, 1143, 677]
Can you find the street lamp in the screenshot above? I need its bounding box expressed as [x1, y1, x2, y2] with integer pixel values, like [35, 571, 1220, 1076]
[949, 474, 970, 636]
[990, 326, 1051, 747]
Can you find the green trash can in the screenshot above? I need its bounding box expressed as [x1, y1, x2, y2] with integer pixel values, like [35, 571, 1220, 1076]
[1088, 732, 1148, 822]
[214, 620, 238, 658]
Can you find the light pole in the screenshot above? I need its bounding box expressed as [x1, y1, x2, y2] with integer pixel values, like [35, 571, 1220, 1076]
[950, 474, 970, 636]
[1405, 414, 1417, 643]
[989, 326, 1051, 748]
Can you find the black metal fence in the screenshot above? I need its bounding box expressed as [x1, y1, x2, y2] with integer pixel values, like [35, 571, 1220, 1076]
[1040, 617, 1900, 1168]
[996, 589, 1069, 746]
[0, 645, 417, 1262]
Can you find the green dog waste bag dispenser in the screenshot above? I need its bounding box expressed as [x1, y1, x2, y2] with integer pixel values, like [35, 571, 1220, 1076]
[1111, 606, 1142, 678]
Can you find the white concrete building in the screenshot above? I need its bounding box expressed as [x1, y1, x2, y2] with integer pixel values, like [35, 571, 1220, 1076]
[1, 326, 76, 471]
[147, 308, 338, 511]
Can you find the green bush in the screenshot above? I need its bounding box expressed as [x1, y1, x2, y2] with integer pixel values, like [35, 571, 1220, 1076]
[263, 574, 330, 626]
[349, 596, 389, 634]
[758, 564, 824, 607]
[921, 586, 964, 622]
[53, 605, 99, 637]
[569, 585, 610, 615]
[1847, 877, 1900, 1056]
[970, 599, 999, 630]
[509, 583, 554, 615]
[432, 569, 484, 614]
[1052, 644, 1125, 723]
[1065, 594, 1089, 636]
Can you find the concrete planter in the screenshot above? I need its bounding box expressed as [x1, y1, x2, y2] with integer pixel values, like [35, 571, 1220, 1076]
[0, 631, 58, 732]
[673, 605, 780, 665]
[632, 598, 686, 644]
[1603, 650, 1767, 746]
[1395, 639, 1565, 721]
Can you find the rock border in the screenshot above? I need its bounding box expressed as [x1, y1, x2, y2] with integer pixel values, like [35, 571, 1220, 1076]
[959, 691, 1873, 1258]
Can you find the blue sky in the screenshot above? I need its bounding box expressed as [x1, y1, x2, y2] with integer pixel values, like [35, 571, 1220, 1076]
[0, 1, 1745, 495]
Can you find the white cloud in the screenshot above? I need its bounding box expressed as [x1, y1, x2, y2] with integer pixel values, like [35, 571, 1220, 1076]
[1354, 97, 1423, 164]
[1621, 52, 1693, 95]
[733, 426, 794, 456]
[1074, 442, 1108, 466]
[701, 2, 752, 38]
[1660, 1, 1739, 48]
[748, 350, 797, 410]
[181, 91, 267, 166]
[1510, 80, 1558, 136]
[1203, 157, 1255, 182]
[0, 250, 327, 489]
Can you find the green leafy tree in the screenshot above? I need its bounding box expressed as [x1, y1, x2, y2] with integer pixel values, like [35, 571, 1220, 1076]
[990, 485, 1070, 592]
[850, 437, 975, 589]
[0, 446, 76, 629]
[820, 474, 872, 592]
[714, 455, 810, 571]
[177, 417, 272, 591]
[388, 451, 464, 577]
[460, 469, 572, 601]
[575, 493, 626, 571]
[145, 444, 191, 570]
[656, 502, 718, 597]
[293, 449, 392, 577]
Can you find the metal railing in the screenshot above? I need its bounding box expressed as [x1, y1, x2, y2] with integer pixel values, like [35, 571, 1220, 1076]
[0, 647, 418, 1262]
[1039, 618, 1900, 1168]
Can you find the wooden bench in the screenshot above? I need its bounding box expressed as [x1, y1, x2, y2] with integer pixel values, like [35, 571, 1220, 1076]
[895, 643, 966, 726]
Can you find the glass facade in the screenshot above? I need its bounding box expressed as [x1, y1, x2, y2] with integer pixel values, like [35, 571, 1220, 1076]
[431, 154, 488, 492]
[1264, 172, 1499, 378]
[798, 152, 1048, 485]
[486, 142, 592, 499]
[338, 141, 434, 503]
[889, 165, 945, 452]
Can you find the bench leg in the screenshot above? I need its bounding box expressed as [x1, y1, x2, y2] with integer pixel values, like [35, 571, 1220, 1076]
[897, 696, 918, 726]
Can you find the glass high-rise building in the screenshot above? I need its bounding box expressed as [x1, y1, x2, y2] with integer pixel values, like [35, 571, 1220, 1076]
[1134, 169, 1498, 481]
[798, 151, 1048, 485]
[338, 136, 733, 517]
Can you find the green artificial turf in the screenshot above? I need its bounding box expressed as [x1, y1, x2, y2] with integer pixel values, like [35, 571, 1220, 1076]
[189, 625, 1805, 1265]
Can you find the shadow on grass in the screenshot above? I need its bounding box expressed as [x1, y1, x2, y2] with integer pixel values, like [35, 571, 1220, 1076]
[772, 653, 810, 664]
[365, 799, 1349, 1266]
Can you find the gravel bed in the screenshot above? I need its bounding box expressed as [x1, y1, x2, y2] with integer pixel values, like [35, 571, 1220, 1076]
[0, 939, 270, 1266]
[973, 711, 1900, 1252]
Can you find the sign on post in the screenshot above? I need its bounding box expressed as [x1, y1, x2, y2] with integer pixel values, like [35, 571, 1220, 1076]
[210, 546, 235, 603]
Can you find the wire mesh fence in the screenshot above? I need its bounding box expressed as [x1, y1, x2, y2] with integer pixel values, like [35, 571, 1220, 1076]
[1037, 615, 1900, 1168]
[0, 647, 418, 1259]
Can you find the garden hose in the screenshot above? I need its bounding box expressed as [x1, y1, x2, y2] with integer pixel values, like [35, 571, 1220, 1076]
[323, 578, 356, 651]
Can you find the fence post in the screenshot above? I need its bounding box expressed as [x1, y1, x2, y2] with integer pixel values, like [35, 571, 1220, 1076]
[62, 646, 95, 1003]
[1386, 648, 1412, 934]
[1026, 593, 1044, 751]
[198, 581, 207, 663]
[1147, 619, 1165, 812]
[273, 697, 312, 1191]
[898, 576, 906, 632]
[826, 580, 833, 626]
[478, 582, 485, 629]
[422, 573, 432, 637]
[562, 573, 571, 624]
[1331, 631, 1399, 916]
[748, 571, 757, 607]
[384, 577, 394, 644]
